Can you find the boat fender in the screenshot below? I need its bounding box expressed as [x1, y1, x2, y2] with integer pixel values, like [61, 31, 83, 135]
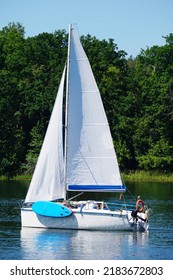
[136, 199, 144, 213]
[144, 209, 149, 221]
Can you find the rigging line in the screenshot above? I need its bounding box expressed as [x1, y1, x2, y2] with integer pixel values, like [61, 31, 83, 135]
[68, 192, 84, 202]
[126, 186, 136, 200]
[78, 149, 98, 185]
[64, 24, 71, 199]
[67, 122, 98, 185]
[73, 23, 80, 38]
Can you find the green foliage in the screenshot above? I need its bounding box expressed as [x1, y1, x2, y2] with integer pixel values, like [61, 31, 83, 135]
[22, 123, 44, 174]
[0, 23, 26, 177]
[128, 36, 173, 172]
[0, 23, 173, 177]
[137, 138, 173, 171]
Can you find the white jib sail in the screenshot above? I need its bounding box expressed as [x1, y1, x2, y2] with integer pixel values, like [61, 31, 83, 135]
[66, 27, 123, 191]
[25, 67, 66, 202]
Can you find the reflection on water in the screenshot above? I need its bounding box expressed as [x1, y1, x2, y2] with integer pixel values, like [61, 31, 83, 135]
[20, 228, 149, 260]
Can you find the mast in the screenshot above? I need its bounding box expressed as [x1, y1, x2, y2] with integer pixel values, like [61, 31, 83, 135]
[64, 24, 72, 199]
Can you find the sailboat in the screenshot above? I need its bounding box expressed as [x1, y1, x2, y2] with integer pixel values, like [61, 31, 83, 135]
[21, 25, 149, 231]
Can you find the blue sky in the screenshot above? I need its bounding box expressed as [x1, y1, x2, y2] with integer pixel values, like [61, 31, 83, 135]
[1, 0, 173, 57]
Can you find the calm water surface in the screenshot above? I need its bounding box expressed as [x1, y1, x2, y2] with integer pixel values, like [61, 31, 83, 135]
[0, 180, 173, 260]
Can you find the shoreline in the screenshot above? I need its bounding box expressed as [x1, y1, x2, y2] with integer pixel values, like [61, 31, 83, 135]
[123, 171, 173, 182]
[0, 171, 173, 182]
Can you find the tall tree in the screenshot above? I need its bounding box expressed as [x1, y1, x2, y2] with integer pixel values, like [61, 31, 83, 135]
[129, 36, 173, 171]
[0, 23, 26, 177]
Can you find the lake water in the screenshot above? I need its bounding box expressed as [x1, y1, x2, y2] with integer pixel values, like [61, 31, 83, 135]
[0, 180, 173, 260]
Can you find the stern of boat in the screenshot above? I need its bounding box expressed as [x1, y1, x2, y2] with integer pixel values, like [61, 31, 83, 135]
[128, 208, 150, 232]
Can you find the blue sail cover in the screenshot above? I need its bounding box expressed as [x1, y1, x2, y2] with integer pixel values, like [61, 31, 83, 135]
[68, 185, 126, 192]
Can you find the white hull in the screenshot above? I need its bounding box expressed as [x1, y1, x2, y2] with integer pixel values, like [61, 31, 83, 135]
[21, 206, 149, 232]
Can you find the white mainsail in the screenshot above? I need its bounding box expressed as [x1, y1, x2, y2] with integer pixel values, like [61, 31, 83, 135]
[66, 27, 125, 192]
[25, 67, 66, 202]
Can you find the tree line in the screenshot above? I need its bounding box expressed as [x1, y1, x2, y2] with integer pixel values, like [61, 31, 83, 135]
[0, 23, 173, 178]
